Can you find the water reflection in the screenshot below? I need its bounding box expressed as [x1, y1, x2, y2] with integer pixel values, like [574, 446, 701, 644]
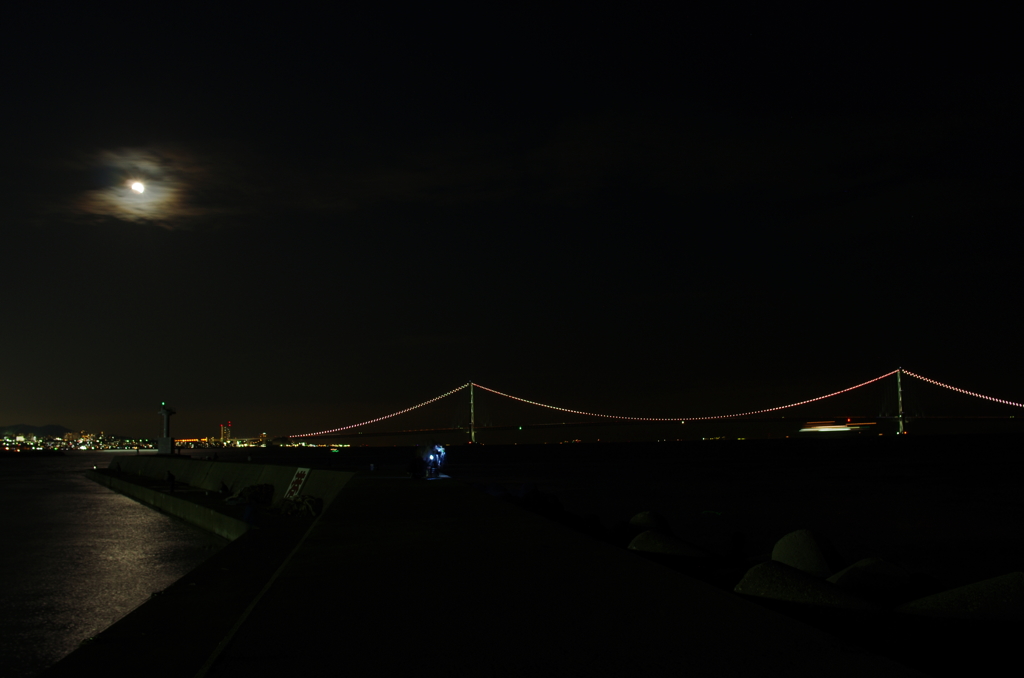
[0, 453, 228, 677]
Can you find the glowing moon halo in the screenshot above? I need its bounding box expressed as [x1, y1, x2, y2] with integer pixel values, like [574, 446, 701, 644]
[131, 182, 145, 193]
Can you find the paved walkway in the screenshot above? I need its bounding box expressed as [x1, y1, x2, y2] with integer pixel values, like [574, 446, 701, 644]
[198, 474, 924, 677]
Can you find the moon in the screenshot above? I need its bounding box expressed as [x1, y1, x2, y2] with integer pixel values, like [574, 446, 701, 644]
[131, 182, 145, 193]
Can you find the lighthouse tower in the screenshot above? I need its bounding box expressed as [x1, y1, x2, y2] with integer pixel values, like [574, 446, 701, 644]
[157, 402, 176, 455]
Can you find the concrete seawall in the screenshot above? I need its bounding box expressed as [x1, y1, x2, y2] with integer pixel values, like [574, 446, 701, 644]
[86, 470, 254, 540]
[90, 455, 355, 540]
[54, 452, 950, 677]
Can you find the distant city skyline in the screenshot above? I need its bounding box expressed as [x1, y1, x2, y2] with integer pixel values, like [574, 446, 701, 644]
[5, 365, 1021, 443]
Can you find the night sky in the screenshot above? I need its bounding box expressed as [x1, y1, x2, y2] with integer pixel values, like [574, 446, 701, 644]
[3, 8, 1020, 439]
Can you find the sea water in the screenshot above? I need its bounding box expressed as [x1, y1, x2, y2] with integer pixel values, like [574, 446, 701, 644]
[0, 452, 228, 678]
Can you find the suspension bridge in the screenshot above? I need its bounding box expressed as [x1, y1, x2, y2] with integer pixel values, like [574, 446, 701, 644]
[286, 368, 1023, 443]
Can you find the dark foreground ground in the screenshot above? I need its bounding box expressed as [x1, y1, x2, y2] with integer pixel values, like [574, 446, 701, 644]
[42, 434, 1023, 676]
[446, 435, 1024, 590]
[204, 434, 1024, 592]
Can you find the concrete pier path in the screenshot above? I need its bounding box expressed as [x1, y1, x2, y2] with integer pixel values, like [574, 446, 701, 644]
[195, 473, 923, 677]
[43, 460, 934, 677]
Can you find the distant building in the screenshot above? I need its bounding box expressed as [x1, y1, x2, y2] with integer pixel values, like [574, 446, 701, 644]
[220, 421, 232, 443]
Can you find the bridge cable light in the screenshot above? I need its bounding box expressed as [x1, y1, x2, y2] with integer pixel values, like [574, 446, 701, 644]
[902, 370, 1024, 408]
[291, 383, 471, 438]
[472, 370, 900, 421]
[289, 369, 1022, 441]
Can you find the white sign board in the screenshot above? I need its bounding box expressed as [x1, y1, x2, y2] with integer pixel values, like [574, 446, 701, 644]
[283, 467, 311, 501]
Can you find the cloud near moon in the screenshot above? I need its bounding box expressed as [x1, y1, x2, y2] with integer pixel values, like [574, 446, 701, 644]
[70, 147, 231, 229]
[54, 110, 944, 234]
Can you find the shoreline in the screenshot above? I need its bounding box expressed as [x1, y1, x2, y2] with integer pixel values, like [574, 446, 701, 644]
[38, 436, 1024, 676]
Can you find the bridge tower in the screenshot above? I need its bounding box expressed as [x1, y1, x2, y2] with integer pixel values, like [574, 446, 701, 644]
[896, 368, 906, 434]
[469, 382, 476, 443]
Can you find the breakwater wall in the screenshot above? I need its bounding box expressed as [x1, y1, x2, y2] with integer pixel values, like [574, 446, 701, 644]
[88, 455, 355, 540]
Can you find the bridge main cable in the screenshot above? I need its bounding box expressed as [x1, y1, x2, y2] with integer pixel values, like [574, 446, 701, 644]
[902, 370, 1024, 408]
[289, 370, 1023, 439]
[471, 370, 901, 421]
[294, 369, 969, 439]
[291, 383, 471, 438]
